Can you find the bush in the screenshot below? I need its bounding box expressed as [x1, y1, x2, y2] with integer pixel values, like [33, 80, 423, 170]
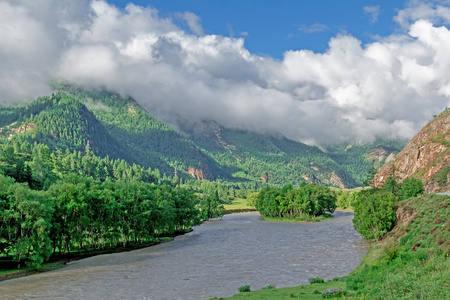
[308, 277, 325, 284]
[400, 178, 424, 200]
[262, 284, 276, 289]
[238, 285, 251, 292]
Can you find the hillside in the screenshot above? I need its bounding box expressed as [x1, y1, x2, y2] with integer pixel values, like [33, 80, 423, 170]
[0, 85, 405, 188]
[374, 108, 450, 193]
[185, 121, 360, 187]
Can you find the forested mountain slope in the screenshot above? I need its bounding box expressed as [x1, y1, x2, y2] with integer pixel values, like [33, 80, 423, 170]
[325, 140, 406, 186]
[0, 94, 130, 160]
[186, 121, 358, 187]
[374, 108, 450, 193]
[0, 84, 405, 188]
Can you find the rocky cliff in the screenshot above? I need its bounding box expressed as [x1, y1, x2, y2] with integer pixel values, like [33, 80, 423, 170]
[188, 164, 213, 181]
[373, 109, 450, 193]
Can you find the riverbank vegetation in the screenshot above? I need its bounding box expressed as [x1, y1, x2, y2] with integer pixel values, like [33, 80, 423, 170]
[222, 190, 449, 299]
[0, 139, 228, 270]
[255, 183, 337, 220]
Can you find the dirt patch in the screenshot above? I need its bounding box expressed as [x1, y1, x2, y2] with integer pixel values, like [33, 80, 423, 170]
[396, 203, 417, 229]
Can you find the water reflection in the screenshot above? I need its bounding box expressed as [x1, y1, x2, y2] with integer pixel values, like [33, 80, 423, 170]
[0, 211, 368, 299]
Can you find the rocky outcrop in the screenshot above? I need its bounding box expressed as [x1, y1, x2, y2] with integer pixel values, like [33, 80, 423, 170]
[0, 122, 36, 139]
[365, 147, 396, 167]
[260, 174, 268, 183]
[188, 164, 212, 180]
[301, 174, 321, 184]
[327, 172, 345, 189]
[373, 109, 450, 193]
[322, 289, 345, 297]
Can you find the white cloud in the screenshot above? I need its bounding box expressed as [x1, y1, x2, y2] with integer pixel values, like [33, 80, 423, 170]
[395, 0, 450, 29]
[1, 0, 450, 145]
[176, 12, 204, 36]
[364, 5, 381, 23]
[297, 23, 329, 34]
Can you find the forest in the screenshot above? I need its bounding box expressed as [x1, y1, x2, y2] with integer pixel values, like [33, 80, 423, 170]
[0, 139, 227, 269]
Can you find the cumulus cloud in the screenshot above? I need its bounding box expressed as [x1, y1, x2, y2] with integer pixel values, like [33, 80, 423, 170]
[364, 5, 381, 23]
[1, 0, 450, 145]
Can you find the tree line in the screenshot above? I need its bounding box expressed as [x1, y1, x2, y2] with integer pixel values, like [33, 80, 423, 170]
[0, 138, 227, 269]
[255, 183, 337, 219]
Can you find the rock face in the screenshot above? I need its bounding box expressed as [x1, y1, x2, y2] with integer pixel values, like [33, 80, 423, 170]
[324, 172, 345, 189]
[366, 147, 395, 167]
[373, 109, 450, 193]
[260, 173, 269, 183]
[188, 164, 212, 180]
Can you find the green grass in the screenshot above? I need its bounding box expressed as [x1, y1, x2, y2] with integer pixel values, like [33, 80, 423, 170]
[211, 280, 347, 299]
[223, 198, 255, 213]
[0, 262, 64, 281]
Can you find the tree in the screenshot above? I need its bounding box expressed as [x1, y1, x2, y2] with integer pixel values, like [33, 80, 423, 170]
[363, 165, 377, 187]
[1, 183, 54, 268]
[352, 189, 397, 240]
[198, 194, 224, 220]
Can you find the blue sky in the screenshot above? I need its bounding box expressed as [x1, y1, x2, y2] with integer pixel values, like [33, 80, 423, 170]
[109, 0, 404, 58]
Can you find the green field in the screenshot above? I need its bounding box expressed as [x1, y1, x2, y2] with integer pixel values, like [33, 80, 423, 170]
[223, 198, 255, 213]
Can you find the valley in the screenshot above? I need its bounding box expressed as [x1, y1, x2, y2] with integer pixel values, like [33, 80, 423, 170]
[1, 1, 450, 299]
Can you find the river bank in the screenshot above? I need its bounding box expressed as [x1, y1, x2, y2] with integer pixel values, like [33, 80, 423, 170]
[221, 194, 450, 299]
[0, 235, 177, 282]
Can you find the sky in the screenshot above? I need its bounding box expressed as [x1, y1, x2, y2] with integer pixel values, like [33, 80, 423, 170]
[1, 0, 450, 145]
[109, 0, 402, 58]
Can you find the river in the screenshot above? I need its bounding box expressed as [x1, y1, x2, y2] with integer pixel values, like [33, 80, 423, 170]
[0, 211, 368, 299]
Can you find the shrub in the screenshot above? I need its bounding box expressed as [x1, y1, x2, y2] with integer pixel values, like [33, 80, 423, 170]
[238, 285, 251, 292]
[262, 284, 276, 289]
[308, 277, 325, 284]
[400, 178, 424, 200]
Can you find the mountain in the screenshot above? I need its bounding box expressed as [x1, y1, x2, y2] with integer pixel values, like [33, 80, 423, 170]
[185, 121, 358, 187]
[324, 140, 405, 186]
[373, 108, 450, 193]
[0, 84, 405, 188]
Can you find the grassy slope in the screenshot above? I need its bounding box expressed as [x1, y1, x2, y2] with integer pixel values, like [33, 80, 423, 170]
[221, 194, 450, 299]
[346, 194, 449, 299]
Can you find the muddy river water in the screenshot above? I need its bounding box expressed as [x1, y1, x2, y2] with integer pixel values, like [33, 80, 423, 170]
[0, 211, 369, 299]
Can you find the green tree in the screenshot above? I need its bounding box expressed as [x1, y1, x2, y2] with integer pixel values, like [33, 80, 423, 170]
[363, 165, 377, 187]
[353, 189, 397, 240]
[1, 183, 54, 268]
